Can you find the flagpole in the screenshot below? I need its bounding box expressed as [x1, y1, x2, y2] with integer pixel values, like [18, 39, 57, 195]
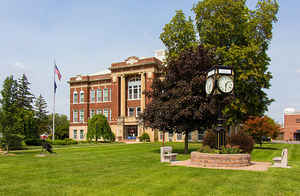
[53, 59, 56, 141]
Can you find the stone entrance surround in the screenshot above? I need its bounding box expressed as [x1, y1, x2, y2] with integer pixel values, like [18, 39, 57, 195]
[190, 151, 251, 167]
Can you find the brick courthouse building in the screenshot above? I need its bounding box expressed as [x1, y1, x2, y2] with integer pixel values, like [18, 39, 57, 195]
[68, 51, 204, 142]
[281, 108, 300, 141]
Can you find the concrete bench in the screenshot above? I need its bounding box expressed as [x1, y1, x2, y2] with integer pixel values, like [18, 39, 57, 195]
[272, 148, 290, 168]
[160, 146, 178, 162]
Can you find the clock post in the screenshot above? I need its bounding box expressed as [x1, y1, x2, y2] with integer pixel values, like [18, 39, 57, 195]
[205, 65, 234, 149]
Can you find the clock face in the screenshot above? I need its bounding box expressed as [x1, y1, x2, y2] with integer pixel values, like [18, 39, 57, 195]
[205, 77, 214, 95]
[218, 75, 234, 93]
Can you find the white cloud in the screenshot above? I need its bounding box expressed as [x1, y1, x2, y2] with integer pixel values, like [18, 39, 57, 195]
[14, 61, 25, 69]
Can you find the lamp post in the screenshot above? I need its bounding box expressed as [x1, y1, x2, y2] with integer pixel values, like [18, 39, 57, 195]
[205, 65, 234, 149]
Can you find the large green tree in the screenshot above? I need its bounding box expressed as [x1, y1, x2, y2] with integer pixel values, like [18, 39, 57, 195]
[87, 114, 115, 142]
[48, 114, 69, 139]
[0, 76, 23, 152]
[160, 10, 197, 60]
[193, 0, 279, 124]
[34, 94, 48, 137]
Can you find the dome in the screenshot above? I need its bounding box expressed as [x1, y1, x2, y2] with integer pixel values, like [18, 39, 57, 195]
[284, 108, 296, 114]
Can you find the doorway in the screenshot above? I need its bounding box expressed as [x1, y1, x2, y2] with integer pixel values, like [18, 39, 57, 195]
[124, 125, 138, 140]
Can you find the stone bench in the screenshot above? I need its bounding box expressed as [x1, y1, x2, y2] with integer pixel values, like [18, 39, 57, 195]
[160, 146, 178, 162]
[272, 148, 290, 168]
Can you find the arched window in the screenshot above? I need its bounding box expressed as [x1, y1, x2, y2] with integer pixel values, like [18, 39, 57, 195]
[128, 77, 141, 100]
[73, 91, 78, 104]
[80, 91, 84, 103]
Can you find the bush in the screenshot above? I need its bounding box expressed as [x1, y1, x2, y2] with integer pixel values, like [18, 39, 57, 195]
[197, 145, 216, 153]
[202, 130, 216, 148]
[0, 134, 24, 150]
[219, 146, 241, 154]
[46, 138, 78, 145]
[25, 138, 42, 146]
[139, 133, 150, 142]
[228, 131, 254, 153]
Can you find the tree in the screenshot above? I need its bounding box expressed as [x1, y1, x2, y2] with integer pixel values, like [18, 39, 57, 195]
[143, 45, 218, 154]
[34, 94, 48, 137]
[17, 74, 35, 138]
[160, 10, 197, 60]
[47, 114, 69, 139]
[0, 76, 23, 152]
[193, 0, 279, 124]
[241, 115, 280, 147]
[87, 114, 115, 142]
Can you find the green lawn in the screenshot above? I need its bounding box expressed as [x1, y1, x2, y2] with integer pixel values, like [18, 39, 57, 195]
[1, 142, 300, 196]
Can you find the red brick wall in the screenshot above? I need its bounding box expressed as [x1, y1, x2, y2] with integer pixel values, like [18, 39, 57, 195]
[281, 114, 300, 140]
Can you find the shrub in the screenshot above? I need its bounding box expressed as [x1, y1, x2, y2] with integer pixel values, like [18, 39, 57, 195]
[0, 134, 24, 150]
[197, 145, 216, 153]
[228, 131, 254, 153]
[46, 139, 78, 145]
[219, 146, 241, 154]
[202, 130, 216, 149]
[139, 133, 150, 142]
[25, 138, 42, 146]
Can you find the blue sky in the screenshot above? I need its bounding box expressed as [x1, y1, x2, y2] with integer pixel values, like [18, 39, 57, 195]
[0, 0, 299, 124]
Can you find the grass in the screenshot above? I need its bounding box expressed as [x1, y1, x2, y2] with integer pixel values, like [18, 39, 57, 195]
[0, 142, 300, 196]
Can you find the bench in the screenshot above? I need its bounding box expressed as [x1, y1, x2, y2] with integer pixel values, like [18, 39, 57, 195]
[160, 146, 178, 162]
[272, 148, 290, 168]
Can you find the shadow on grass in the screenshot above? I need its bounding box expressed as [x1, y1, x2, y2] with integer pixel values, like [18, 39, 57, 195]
[151, 147, 199, 155]
[254, 147, 279, 150]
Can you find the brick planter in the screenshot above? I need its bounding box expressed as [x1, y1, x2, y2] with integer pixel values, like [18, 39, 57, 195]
[191, 151, 251, 167]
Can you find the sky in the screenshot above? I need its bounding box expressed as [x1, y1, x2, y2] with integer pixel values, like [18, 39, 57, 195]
[0, 0, 299, 124]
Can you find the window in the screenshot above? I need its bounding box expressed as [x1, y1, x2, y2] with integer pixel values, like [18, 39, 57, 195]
[136, 107, 141, 117]
[109, 88, 112, 101]
[160, 132, 164, 140]
[110, 108, 112, 121]
[103, 88, 109, 102]
[296, 119, 300, 123]
[96, 109, 102, 114]
[80, 109, 84, 122]
[128, 77, 141, 100]
[80, 130, 84, 139]
[97, 89, 102, 102]
[177, 133, 182, 140]
[73, 110, 78, 122]
[80, 91, 84, 103]
[73, 130, 77, 139]
[168, 131, 173, 141]
[128, 107, 135, 117]
[90, 109, 95, 118]
[73, 91, 78, 104]
[103, 108, 109, 119]
[188, 132, 192, 141]
[90, 90, 95, 103]
[198, 130, 205, 141]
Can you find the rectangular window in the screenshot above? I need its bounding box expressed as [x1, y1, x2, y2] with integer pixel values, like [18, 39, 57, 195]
[80, 109, 84, 122]
[160, 132, 163, 140]
[109, 88, 112, 101]
[138, 85, 141, 99]
[133, 85, 138, 99]
[128, 107, 135, 117]
[73, 130, 77, 139]
[177, 133, 182, 140]
[136, 107, 141, 117]
[296, 119, 300, 123]
[80, 91, 84, 103]
[73, 92, 78, 104]
[90, 109, 95, 118]
[128, 86, 133, 100]
[103, 88, 109, 102]
[80, 130, 84, 139]
[73, 110, 78, 122]
[110, 108, 112, 121]
[188, 132, 192, 141]
[168, 131, 173, 142]
[97, 109, 102, 114]
[97, 89, 102, 102]
[198, 130, 205, 141]
[103, 108, 109, 119]
[90, 90, 95, 103]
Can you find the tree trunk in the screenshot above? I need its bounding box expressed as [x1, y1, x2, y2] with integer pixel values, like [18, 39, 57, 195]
[184, 130, 189, 154]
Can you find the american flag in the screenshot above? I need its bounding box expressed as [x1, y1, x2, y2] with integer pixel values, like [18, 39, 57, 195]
[54, 64, 62, 81]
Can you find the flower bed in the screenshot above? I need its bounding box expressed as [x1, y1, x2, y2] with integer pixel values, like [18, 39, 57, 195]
[191, 151, 251, 167]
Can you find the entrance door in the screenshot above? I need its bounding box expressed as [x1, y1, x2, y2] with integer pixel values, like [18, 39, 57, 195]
[295, 132, 300, 141]
[124, 125, 138, 140]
